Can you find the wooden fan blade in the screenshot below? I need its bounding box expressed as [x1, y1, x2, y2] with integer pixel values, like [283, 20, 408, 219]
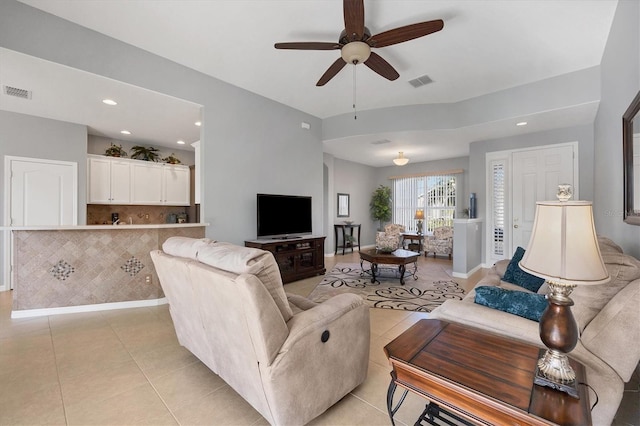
[369, 19, 444, 48]
[364, 52, 399, 81]
[343, 0, 365, 41]
[274, 42, 341, 50]
[316, 58, 347, 86]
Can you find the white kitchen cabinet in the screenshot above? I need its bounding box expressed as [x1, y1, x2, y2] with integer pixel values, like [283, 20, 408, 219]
[131, 162, 163, 205]
[87, 155, 190, 206]
[87, 156, 131, 204]
[163, 165, 190, 205]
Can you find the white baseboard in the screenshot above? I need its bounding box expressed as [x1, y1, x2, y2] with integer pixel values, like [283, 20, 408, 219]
[325, 244, 375, 257]
[11, 297, 168, 319]
[452, 264, 483, 279]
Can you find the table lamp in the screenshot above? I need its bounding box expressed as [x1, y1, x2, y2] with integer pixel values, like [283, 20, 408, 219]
[414, 209, 425, 234]
[519, 185, 609, 398]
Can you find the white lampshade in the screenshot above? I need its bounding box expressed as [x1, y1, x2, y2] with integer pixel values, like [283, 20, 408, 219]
[393, 152, 409, 166]
[519, 200, 609, 286]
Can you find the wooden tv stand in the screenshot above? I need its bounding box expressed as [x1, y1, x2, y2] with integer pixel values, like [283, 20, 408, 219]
[245, 236, 326, 283]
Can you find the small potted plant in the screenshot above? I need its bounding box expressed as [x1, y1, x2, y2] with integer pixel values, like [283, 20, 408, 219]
[104, 143, 127, 157]
[130, 145, 160, 162]
[162, 153, 181, 164]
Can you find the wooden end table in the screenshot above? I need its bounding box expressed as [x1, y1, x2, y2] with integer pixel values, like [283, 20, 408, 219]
[402, 232, 425, 256]
[384, 319, 591, 426]
[359, 248, 419, 285]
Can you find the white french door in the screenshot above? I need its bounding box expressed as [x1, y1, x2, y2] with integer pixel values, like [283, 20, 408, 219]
[486, 143, 578, 264]
[511, 145, 576, 251]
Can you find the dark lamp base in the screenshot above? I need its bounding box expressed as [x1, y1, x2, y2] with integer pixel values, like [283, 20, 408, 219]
[534, 364, 579, 399]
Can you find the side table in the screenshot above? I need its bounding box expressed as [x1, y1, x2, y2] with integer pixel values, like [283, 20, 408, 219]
[401, 232, 424, 256]
[384, 319, 591, 426]
[334, 223, 361, 255]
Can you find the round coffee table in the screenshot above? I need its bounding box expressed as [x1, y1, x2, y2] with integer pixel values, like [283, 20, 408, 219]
[359, 248, 419, 285]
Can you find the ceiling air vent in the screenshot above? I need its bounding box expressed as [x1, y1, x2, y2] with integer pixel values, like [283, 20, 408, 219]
[3, 85, 32, 99]
[408, 74, 433, 88]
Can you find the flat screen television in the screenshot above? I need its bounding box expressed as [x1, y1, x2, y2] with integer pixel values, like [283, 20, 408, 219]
[257, 194, 312, 239]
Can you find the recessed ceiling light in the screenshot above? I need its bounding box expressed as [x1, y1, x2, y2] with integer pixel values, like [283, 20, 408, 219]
[194, 121, 201, 127]
[120, 130, 131, 135]
[516, 121, 528, 126]
[177, 140, 185, 145]
[102, 99, 117, 106]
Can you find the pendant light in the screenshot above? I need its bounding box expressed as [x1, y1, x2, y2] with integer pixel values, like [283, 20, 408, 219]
[393, 152, 409, 166]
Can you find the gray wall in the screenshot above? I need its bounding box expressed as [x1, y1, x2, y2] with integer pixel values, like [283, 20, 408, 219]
[593, 0, 640, 257]
[326, 155, 469, 253]
[0, 110, 89, 225]
[331, 157, 378, 250]
[0, 1, 323, 247]
[374, 156, 470, 218]
[0, 110, 88, 286]
[468, 124, 594, 263]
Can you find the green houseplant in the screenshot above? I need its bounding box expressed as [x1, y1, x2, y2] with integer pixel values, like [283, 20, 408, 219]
[104, 143, 127, 157]
[370, 185, 392, 230]
[162, 153, 181, 164]
[130, 145, 160, 162]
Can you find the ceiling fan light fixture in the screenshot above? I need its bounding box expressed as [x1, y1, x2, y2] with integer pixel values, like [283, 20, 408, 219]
[341, 41, 371, 64]
[393, 151, 409, 166]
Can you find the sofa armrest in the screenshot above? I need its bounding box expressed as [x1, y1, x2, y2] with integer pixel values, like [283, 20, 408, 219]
[282, 293, 368, 350]
[581, 279, 640, 382]
[430, 299, 542, 347]
[263, 293, 370, 425]
[285, 293, 318, 312]
[494, 259, 510, 277]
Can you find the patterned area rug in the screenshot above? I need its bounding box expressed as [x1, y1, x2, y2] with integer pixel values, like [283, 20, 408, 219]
[308, 263, 466, 312]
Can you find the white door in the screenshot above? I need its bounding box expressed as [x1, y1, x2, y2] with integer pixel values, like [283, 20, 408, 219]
[3, 156, 77, 291]
[9, 158, 77, 226]
[511, 145, 575, 252]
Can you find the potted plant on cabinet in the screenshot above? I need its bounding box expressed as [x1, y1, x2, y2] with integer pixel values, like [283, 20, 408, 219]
[162, 153, 181, 164]
[370, 185, 392, 231]
[104, 143, 127, 157]
[130, 145, 160, 162]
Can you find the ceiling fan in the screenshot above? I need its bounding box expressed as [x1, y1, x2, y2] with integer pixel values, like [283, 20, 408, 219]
[274, 0, 444, 86]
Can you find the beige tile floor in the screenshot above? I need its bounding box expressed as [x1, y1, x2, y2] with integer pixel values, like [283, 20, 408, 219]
[0, 252, 637, 425]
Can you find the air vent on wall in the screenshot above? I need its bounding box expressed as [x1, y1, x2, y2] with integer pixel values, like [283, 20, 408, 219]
[3, 85, 32, 99]
[408, 74, 433, 88]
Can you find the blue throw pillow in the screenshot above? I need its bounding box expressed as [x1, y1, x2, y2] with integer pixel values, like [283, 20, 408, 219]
[502, 247, 545, 292]
[474, 286, 548, 322]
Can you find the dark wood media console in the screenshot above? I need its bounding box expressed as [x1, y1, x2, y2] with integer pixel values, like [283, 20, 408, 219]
[245, 236, 326, 283]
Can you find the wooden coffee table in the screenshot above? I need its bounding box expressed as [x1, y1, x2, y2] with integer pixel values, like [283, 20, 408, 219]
[384, 319, 591, 426]
[359, 248, 419, 285]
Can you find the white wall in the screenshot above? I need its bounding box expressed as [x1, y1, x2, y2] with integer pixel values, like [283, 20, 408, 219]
[594, 0, 640, 257]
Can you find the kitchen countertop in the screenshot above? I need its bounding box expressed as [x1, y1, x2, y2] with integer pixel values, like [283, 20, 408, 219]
[1, 223, 208, 231]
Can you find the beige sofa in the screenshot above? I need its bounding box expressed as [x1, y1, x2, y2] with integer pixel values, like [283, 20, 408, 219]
[150, 237, 370, 426]
[430, 237, 640, 426]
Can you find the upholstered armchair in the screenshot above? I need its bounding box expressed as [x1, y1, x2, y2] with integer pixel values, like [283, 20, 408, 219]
[375, 223, 405, 251]
[425, 226, 453, 259]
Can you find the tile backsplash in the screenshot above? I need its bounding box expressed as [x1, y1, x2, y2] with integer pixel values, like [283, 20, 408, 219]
[87, 204, 190, 225]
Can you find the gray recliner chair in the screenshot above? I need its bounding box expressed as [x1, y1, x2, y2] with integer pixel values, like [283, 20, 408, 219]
[151, 237, 370, 426]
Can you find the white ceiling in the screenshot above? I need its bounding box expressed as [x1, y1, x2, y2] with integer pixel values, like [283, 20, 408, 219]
[5, 0, 619, 165]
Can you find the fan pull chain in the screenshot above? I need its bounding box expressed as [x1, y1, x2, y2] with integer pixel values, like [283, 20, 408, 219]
[353, 64, 357, 120]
